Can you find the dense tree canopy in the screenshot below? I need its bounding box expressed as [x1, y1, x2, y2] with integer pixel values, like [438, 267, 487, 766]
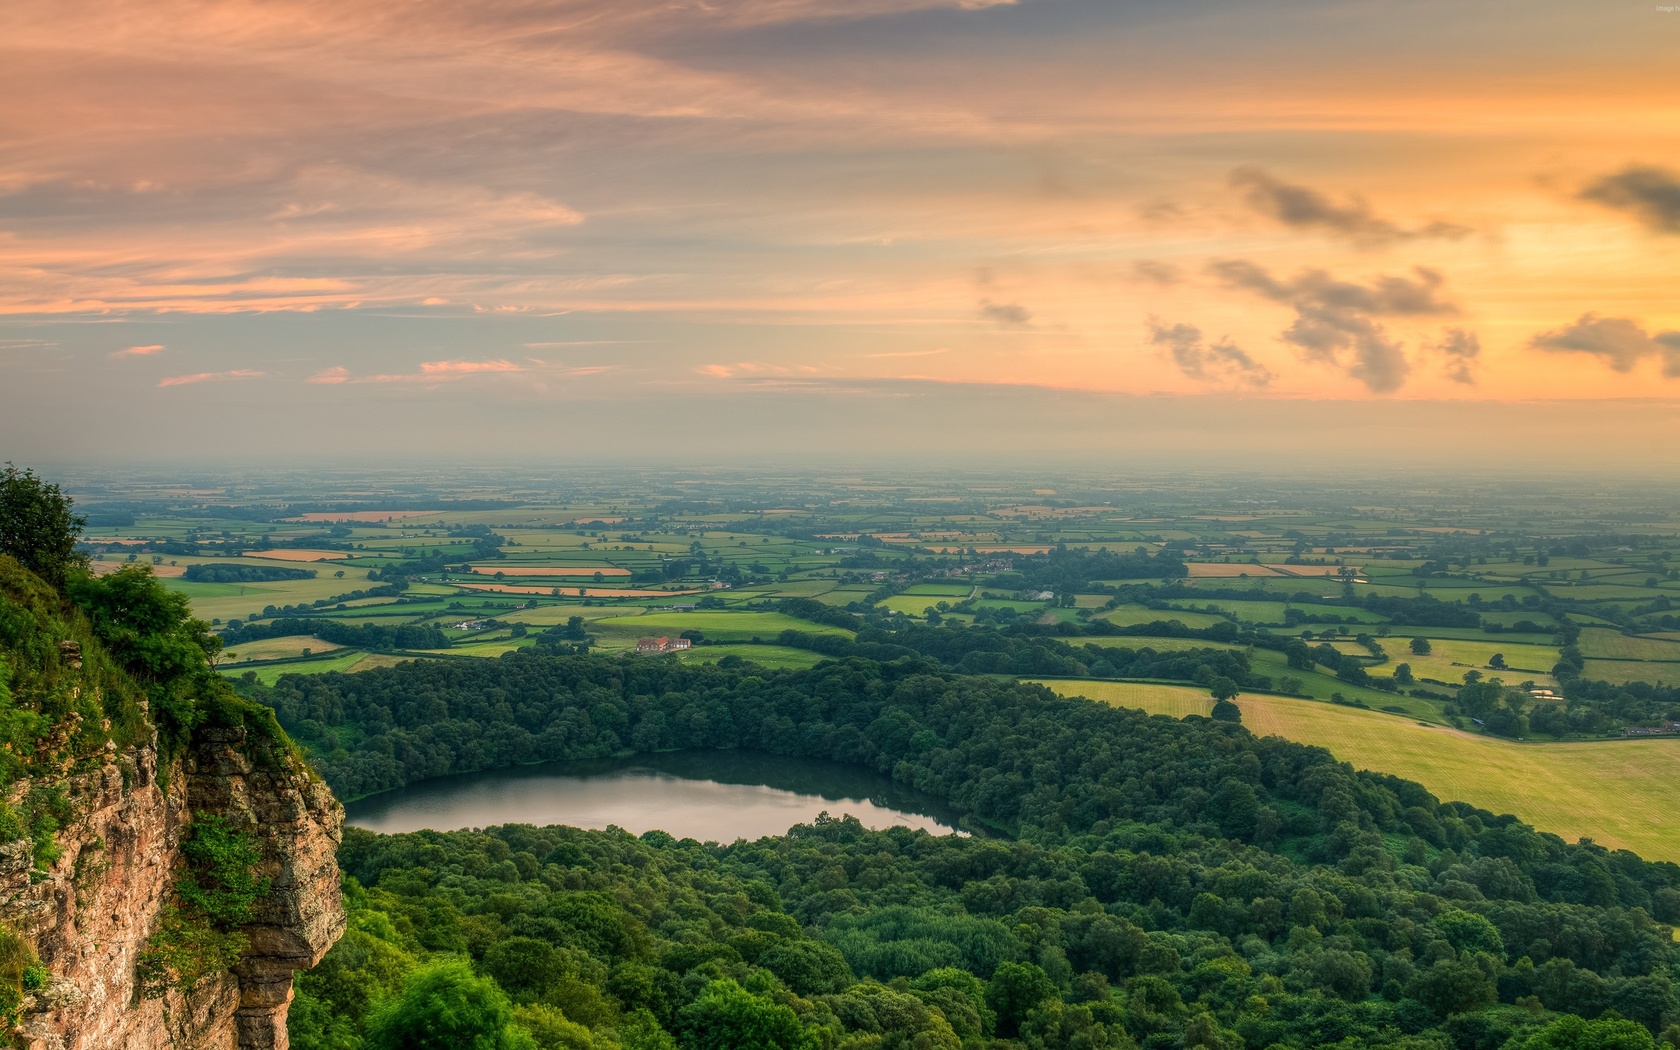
[266, 651, 1680, 1049]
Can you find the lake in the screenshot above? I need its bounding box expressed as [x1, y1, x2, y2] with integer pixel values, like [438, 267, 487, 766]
[343, 749, 969, 840]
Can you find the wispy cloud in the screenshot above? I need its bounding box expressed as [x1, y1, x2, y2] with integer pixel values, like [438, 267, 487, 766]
[112, 343, 165, 357]
[1230, 167, 1471, 246]
[157, 369, 265, 387]
[1129, 260, 1182, 286]
[310, 359, 524, 384]
[866, 348, 951, 359]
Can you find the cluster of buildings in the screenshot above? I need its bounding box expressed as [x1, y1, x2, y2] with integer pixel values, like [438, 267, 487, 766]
[635, 637, 693, 655]
[1624, 721, 1680, 737]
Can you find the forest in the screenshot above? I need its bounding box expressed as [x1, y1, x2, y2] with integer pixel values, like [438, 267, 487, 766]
[249, 652, 1680, 1049]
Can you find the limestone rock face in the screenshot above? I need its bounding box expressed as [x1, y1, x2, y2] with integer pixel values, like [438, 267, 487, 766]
[0, 729, 344, 1050]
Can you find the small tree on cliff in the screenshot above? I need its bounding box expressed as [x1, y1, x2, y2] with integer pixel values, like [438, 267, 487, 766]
[0, 463, 86, 589]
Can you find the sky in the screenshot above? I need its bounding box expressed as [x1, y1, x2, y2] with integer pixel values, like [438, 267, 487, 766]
[3, 0, 1679, 466]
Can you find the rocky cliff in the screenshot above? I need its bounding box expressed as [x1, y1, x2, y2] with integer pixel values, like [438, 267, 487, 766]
[0, 554, 344, 1050]
[0, 723, 343, 1050]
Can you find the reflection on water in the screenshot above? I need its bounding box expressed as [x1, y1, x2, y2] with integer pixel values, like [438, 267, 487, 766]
[344, 750, 969, 841]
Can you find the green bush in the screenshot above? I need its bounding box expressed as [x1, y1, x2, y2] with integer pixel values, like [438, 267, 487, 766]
[364, 961, 533, 1050]
[0, 925, 44, 1030]
[137, 817, 270, 998]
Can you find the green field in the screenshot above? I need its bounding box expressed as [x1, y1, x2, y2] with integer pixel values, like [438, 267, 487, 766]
[220, 635, 346, 665]
[877, 594, 960, 615]
[1244, 650, 1440, 718]
[1035, 679, 1680, 863]
[1098, 605, 1228, 629]
[588, 610, 853, 648]
[1081, 636, 1244, 655]
[1583, 659, 1680, 686]
[222, 649, 373, 684]
[1164, 599, 1386, 625]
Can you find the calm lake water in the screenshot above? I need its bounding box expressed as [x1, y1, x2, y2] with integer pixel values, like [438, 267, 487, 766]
[344, 750, 968, 840]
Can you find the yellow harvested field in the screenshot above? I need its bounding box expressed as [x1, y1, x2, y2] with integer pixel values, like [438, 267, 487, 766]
[1035, 679, 1680, 863]
[244, 549, 352, 562]
[221, 636, 345, 663]
[469, 565, 631, 577]
[1026, 680, 1216, 718]
[1185, 563, 1285, 577]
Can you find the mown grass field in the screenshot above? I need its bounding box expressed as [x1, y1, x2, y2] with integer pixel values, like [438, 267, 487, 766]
[1034, 679, 1680, 863]
[676, 644, 829, 670]
[1577, 628, 1680, 662]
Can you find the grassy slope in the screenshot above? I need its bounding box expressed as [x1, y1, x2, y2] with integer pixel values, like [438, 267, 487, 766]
[1034, 678, 1680, 863]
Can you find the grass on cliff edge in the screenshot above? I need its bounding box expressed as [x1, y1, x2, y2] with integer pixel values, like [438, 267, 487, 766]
[1031, 678, 1680, 865]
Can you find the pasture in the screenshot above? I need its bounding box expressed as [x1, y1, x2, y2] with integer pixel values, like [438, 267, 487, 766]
[1385, 638, 1560, 687]
[1577, 628, 1680, 662]
[1583, 660, 1678, 686]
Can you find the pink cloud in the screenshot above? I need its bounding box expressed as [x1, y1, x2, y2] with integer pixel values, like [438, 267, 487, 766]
[157, 369, 266, 387]
[418, 359, 522, 375]
[113, 343, 165, 357]
[307, 359, 560, 384]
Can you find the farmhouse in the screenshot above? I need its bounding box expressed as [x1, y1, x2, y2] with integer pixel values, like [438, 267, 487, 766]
[636, 637, 692, 655]
[1624, 721, 1680, 737]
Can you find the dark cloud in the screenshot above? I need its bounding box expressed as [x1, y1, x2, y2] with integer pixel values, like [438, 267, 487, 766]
[1148, 319, 1272, 387]
[1530, 313, 1680, 375]
[1129, 259, 1182, 285]
[1431, 327, 1481, 384]
[979, 299, 1032, 326]
[1211, 260, 1457, 394]
[1230, 167, 1471, 246]
[1580, 165, 1680, 234]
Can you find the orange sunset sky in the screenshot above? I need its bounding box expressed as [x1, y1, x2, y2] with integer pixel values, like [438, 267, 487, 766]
[3, 0, 1679, 463]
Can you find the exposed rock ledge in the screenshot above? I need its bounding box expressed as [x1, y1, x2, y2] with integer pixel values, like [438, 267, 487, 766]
[0, 725, 344, 1050]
